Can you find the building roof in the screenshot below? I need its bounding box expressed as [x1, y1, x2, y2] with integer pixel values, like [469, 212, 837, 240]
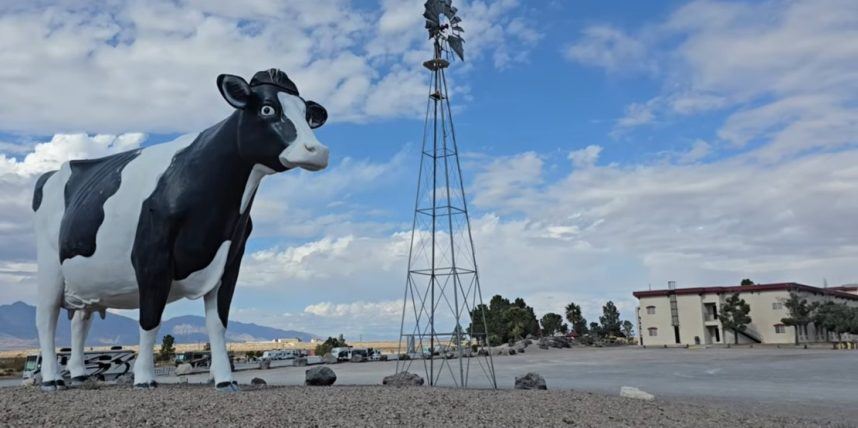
[633, 282, 858, 301]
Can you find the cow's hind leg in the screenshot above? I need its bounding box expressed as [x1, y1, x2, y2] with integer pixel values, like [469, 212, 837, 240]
[68, 310, 93, 386]
[36, 255, 65, 391]
[204, 289, 237, 392]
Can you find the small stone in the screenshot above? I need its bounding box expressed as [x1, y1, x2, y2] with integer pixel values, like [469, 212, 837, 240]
[620, 386, 655, 401]
[514, 372, 547, 390]
[305, 367, 337, 386]
[382, 371, 424, 387]
[251, 377, 267, 388]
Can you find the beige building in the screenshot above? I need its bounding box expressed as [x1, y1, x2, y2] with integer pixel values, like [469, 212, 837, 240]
[633, 282, 858, 346]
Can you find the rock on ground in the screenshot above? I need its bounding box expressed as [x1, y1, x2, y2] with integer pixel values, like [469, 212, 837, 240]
[515, 373, 547, 390]
[250, 378, 267, 388]
[305, 367, 337, 386]
[382, 372, 424, 387]
[0, 384, 833, 427]
[620, 386, 655, 401]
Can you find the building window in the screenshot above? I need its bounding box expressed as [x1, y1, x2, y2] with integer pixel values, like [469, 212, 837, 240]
[772, 302, 783, 310]
[648, 327, 658, 337]
[646, 306, 656, 315]
[774, 324, 786, 334]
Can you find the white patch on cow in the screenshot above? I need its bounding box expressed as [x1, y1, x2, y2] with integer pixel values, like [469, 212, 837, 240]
[57, 133, 198, 309]
[241, 164, 274, 215]
[277, 92, 329, 171]
[170, 240, 231, 301]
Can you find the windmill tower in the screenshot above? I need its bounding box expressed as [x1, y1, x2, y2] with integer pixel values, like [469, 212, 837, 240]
[395, 0, 496, 389]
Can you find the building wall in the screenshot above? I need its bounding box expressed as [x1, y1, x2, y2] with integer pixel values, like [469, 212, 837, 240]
[635, 286, 858, 346]
[637, 296, 675, 346]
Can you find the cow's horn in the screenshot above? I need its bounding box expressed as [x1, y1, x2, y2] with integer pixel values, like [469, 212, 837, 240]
[98, 308, 106, 320]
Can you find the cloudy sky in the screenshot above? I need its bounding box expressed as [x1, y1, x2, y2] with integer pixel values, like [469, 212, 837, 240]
[1, 0, 856, 339]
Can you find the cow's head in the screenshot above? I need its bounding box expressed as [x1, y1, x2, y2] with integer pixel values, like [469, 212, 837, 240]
[217, 69, 329, 172]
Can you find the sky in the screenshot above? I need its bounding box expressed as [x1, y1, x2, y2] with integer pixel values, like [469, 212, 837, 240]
[0, 0, 857, 340]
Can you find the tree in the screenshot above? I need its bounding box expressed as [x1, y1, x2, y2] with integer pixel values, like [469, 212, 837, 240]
[740, 278, 755, 286]
[314, 336, 348, 357]
[599, 301, 622, 337]
[589, 322, 602, 338]
[540, 313, 567, 336]
[621, 320, 634, 338]
[158, 334, 175, 362]
[564, 302, 588, 337]
[469, 295, 540, 345]
[780, 292, 812, 345]
[720, 293, 752, 344]
[812, 302, 858, 342]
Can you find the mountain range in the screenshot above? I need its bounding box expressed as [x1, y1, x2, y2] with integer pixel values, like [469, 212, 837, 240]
[0, 301, 317, 351]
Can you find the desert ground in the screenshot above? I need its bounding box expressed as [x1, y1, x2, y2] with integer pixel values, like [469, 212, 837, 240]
[1, 346, 856, 426]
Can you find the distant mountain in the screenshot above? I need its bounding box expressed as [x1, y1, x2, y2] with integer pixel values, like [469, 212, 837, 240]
[0, 301, 317, 351]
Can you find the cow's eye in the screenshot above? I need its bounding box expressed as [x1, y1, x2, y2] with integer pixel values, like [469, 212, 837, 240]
[260, 105, 276, 117]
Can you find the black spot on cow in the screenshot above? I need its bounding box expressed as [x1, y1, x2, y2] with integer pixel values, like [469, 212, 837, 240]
[32, 170, 56, 211]
[132, 114, 256, 331]
[59, 150, 141, 262]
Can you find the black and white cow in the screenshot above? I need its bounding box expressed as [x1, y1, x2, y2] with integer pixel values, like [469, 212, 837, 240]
[32, 69, 328, 391]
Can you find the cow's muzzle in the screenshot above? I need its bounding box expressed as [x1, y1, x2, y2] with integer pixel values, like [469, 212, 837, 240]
[280, 140, 329, 171]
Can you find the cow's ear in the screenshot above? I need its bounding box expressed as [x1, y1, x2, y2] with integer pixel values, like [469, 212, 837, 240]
[305, 101, 327, 129]
[217, 74, 251, 110]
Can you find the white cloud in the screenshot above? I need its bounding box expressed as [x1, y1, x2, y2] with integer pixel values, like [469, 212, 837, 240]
[564, 25, 654, 74]
[568, 145, 602, 168]
[0, 0, 540, 134]
[591, 0, 858, 158]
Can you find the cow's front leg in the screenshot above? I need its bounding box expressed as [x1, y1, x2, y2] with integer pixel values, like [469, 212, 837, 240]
[204, 289, 237, 392]
[36, 255, 64, 391]
[131, 204, 174, 389]
[68, 310, 93, 386]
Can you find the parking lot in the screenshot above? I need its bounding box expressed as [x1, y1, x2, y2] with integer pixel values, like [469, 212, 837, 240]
[159, 346, 857, 417]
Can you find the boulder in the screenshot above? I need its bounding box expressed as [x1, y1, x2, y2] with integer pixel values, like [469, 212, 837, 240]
[538, 342, 549, 350]
[382, 371, 425, 387]
[258, 359, 271, 370]
[293, 357, 308, 367]
[175, 363, 194, 375]
[514, 372, 547, 390]
[305, 367, 337, 386]
[115, 373, 134, 386]
[250, 377, 267, 388]
[620, 386, 655, 401]
[508, 348, 517, 355]
[477, 349, 489, 357]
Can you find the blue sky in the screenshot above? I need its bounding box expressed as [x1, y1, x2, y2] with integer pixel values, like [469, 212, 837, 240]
[0, 0, 856, 339]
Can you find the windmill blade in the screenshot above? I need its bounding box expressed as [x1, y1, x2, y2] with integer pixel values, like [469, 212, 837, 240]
[448, 34, 465, 61]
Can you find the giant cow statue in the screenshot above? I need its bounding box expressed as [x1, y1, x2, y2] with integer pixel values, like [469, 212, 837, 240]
[32, 69, 328, 391]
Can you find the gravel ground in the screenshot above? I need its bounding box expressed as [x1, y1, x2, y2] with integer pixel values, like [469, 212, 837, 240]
[0, 384, 848, 427]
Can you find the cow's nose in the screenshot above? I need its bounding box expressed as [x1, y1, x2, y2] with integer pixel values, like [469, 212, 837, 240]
[304, 143, 317, 153]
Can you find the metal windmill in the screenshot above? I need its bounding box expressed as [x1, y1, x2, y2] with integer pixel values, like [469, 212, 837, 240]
[395, 0, 496, 388]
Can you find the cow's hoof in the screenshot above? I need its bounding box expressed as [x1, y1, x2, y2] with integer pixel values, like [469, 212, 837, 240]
[134, 381, 157, 390]
[70, 375, 89, 387]
[216, 381, 240, 392]
[40, 379, 66, 392]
